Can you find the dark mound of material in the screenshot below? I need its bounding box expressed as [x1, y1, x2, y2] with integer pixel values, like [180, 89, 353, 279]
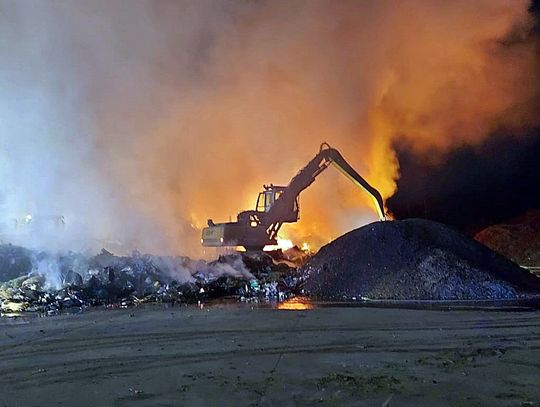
[304, 219, 540, 301]
[0, 244, 32, 282]
[475, 211, 540, 267]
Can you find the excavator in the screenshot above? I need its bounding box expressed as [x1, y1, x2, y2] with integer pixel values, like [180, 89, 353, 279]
[201, 142, 386, 251]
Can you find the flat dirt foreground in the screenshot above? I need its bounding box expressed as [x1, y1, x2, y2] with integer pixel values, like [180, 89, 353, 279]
[1, 303, 539, 406]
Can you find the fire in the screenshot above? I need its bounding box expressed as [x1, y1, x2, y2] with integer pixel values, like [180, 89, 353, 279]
[301, 242, 310, 252]
[277, 297, 314, 311]
[277, 238, 293, 250]
[263, 237, 294, 252]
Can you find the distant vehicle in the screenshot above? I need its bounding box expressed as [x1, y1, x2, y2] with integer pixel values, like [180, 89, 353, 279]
[11, 214, 66, 229]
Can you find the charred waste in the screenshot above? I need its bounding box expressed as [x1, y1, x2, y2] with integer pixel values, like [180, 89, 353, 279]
[0, 246, 305, 315]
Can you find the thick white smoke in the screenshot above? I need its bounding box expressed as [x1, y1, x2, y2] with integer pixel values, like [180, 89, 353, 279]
[0, 0, 229, 254]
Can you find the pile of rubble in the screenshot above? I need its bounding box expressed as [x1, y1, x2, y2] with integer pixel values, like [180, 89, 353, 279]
[475, 211, 540, 267]
[0, 244, 33, 282]
[6, 218, 537, 314]
[304, 219, 540, 301]
[0, 246, 303, 315]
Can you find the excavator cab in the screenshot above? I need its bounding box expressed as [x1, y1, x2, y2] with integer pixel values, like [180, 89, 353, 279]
[256, 185, 299, 221]
[256, 186, 280, 212]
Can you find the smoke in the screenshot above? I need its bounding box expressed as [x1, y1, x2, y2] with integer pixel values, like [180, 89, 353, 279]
[200, 256, 255, 281]
[388, 0, 540, 231]
[387, 127, 540, 233]
[0, 0, 538, 256]
[20, 249, 254, 292]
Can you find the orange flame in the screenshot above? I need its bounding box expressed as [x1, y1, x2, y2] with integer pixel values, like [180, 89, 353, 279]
[277, 297, 314, 311]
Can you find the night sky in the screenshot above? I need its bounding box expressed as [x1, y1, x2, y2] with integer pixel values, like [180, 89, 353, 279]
[387, 128, 540, 233]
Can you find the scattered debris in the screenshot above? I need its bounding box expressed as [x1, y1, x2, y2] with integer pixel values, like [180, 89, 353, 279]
[316, 373, 402, 394]
[128, 388, 144, 396]
[0, 249, 301, 315]
[3, 218, 539, 315]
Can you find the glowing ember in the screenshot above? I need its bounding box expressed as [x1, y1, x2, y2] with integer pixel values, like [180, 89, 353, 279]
[277, 238, 293, 250]
[263, 237, 294, 252]
[277, 297, 314, 311]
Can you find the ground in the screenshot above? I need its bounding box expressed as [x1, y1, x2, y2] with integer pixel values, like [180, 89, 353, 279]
[0, 302, 539, 406]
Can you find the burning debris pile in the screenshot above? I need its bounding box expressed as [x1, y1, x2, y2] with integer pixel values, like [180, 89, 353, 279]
[304, 219, 540, 301]
[0, 246, 302, 315]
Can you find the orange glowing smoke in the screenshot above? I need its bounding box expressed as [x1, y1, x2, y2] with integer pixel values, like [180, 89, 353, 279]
[139, 0, 537, 256]
[23, 1, 535, 256]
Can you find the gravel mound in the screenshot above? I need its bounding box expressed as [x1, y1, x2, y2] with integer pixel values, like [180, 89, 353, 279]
[0, 244, 33, 282]
[304, 219, 540, 300]
[475, 211, 540, 267]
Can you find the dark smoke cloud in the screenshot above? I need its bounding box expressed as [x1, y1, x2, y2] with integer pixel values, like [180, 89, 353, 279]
[388, 0, 540, 232]
[387, 128, 540, 233]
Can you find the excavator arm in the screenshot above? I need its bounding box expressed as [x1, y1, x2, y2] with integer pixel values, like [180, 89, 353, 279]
[321, 144, 386, 221]
[262, 143, 386, 240]
[201, 142, 386, 250]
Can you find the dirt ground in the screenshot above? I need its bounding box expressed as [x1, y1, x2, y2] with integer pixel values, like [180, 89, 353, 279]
[1, 302, 539, 407]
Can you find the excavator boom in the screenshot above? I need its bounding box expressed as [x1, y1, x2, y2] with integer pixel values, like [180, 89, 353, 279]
[325, 147, 386, 221]
[201, 142, 386, 250]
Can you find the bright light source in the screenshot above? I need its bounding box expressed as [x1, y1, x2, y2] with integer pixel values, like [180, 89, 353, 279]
[301, 242, 310, 252]
[264, 238, 294, 251]
[277, 238, 293, 250]
[277, 297, 314, 310]
[25, 214, 32, 223]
